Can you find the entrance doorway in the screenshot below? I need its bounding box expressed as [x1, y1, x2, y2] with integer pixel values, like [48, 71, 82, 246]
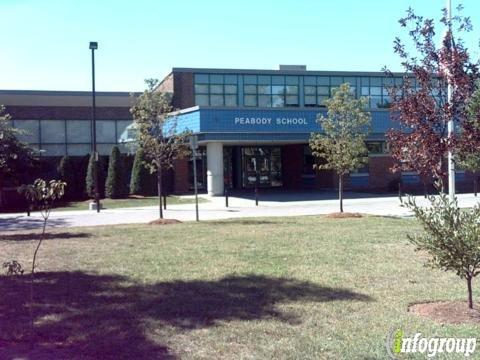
[241, 147, 282, 188]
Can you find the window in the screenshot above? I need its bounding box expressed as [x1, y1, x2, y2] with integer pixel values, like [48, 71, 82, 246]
[366, 141, 386, 154]
[194, 73, 238, 107]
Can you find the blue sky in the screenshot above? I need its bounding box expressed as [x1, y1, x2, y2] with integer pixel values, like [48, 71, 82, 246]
[1, 0, 479, 91]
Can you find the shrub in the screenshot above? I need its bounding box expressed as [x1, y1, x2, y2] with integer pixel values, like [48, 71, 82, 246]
[403, 193, 480, 309]
[129, 148, 155, 196]
[57, 156, 76, 200]
[105, 146, 127, 199]
[85, 153, 106, 199]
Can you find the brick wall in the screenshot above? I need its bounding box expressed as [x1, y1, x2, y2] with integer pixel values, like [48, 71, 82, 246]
[173, 72, 194, 110]
[173, 158, 190, 194]
[282, 144, 303, 189]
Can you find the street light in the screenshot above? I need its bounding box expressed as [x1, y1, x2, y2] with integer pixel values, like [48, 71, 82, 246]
[89, 41, 100, 212]
[446, 0, 456, 199]
[189, 135, 199, 221]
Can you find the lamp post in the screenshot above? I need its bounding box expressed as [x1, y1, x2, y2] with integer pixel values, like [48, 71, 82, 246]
[446, 0, 455, 199]
[89, 41, 100, 212]
[189, 135, 199, 221]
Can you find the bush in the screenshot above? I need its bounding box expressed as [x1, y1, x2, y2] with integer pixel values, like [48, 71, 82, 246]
[85, 153, 106, 199]
[57, 156, 76, 200]
[129, 148, 156, 196]
[105, 146, 127, 199]
[403, 193, 480, 309]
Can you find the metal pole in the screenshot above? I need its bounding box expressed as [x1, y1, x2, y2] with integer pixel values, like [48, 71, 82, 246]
[193, 149, 199, 221]
[447, 0, 455, 199]
[91, 46, 100, 212]
[225, 188, 229, 207]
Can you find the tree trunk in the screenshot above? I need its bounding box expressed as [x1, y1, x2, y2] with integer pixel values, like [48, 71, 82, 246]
[339, 174, 343, 213]
[157, 167, 163, 219]
[467, 276, 473, 309]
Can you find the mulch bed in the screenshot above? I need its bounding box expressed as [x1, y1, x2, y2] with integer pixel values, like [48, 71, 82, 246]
[408, 301, 480, 324]
[325, 212, 363, 219]
[148, 219, 182, 225]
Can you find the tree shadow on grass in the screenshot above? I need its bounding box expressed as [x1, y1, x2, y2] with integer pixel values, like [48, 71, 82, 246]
[0, 232, 92, 242]
[0, 216, 68, 232]
[0, 272, 373, 359]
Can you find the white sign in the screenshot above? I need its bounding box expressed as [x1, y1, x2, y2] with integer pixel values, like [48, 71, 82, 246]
[234, 117, 308, 126]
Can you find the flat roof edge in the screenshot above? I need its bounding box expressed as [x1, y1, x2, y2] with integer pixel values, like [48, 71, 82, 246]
[172, 67, 407, 76]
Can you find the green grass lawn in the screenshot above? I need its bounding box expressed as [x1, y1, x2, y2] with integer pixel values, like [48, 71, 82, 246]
[52, 195, 208, 212]
[0, 216, 479, 359]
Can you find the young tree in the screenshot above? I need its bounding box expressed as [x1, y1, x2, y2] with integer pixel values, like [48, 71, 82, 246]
[309, 83, 371, 212]
[18, 179, 66, 273]
[130, 79, 190, 218]
[457, 83, 480, 195]
[105, 146, 127, 199]
[0, 105, 36, 209]
[402, 193, 480, 309]
[385, 6, 479, 190]
[129, 147, 151, 195]
[57, 155, 76, 200]
[85, 153, 106, 199]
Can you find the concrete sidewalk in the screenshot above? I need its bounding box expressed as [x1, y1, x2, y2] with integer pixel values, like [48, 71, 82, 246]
[1, 192, 480, 232]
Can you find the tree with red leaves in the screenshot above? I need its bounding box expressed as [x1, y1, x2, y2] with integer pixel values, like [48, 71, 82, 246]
[385, 6, 479, 191]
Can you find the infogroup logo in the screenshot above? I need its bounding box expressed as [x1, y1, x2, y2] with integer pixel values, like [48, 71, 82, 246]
[386, 329, 476, 358]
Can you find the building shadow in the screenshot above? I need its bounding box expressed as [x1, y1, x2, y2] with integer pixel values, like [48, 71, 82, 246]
[227, 189, 395, 203]
[0, 272, 373, 359]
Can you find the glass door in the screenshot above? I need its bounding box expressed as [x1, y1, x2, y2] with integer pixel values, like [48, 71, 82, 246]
[241, 147, 282, 188]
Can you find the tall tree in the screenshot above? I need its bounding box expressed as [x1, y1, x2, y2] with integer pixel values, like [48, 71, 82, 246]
[0, 105, 36, 209]
[57, 155, 76, 200]
[457, 83, 480, 195]
[105, 146, 127, 199]
[130, 79, 190, 218]
[309, 83, 371, 212]
[385, 6, 479, 190]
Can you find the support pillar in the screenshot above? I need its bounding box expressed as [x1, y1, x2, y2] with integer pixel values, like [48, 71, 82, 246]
[207, 142, 224, 196]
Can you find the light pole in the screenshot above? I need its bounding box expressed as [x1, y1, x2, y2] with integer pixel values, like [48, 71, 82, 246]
[189, 135, 199, 221]
[89, 41, 100, 212]
[446, 0, 455, 199]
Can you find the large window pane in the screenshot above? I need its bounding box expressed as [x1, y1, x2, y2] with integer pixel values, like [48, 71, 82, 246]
[40, 120, 65, 144]
[286, 95, 299, 106]
[224, 75, 237, 84]
[304, 76, 316, 85]
[370, 86, 382, 96]
[272, 76, 285, 85]
[304, 86, 316, 95]
[41, 144, 66, 156]
[286, 85, 298, 95]
[210, 95, 224, 106]
[210, 74, 223, 83]
[195, 84, 209, 93]
[305, 95, 316, 106]
[67, 144, 91, 156]
[96, 120, 116, 143]
[272, 95, 284, 107]
[244, 75, 257, 84]
[258, 85, 271, 94]
[244, 95, 257, 107]
[272, 85, 285, 95]
[194, 74, 209, 83]
[195, 94, 209, 106]
[318, 96, 329, 106]
[317, 86, 329, 95]
[258, 75, 271, 85]
[286, 76, 299, 85]
[14, 120, 39, 143]
[225, 85, 237, 94]
[244, 85, 257, 94]
[317, 76, 330, 85]
[225, 95, 237, 106]
[210, 84, 223, 94]
[116, 120, 132, 143]
[67, 120, 90, 143]
[330, 76, 343, 85]
[258, 95, 272, 107]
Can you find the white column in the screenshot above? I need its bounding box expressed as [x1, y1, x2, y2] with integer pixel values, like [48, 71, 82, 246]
[206, 142, 224, 196]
